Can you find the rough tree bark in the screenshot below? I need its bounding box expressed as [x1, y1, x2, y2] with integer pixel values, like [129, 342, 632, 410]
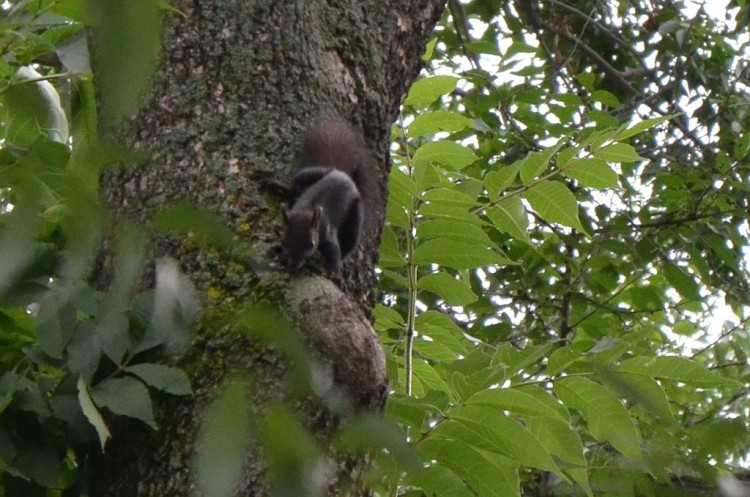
[91, 0, 445, 495]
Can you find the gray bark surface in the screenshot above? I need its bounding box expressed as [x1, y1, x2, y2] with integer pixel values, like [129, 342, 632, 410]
[92, 1, 445, 495]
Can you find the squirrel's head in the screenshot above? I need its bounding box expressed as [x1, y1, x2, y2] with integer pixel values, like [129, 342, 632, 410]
[281, 206, 322, 270]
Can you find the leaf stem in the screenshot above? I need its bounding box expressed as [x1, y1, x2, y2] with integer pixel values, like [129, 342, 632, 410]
[399, 112, 419, 398]
[474, 150, 575, 215]
[0, 71, 76, 96]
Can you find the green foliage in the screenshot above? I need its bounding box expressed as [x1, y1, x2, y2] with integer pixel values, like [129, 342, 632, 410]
[3, 0, 750, 496]
[377, 1, 750, 496]
[84, 0, 162, 125]
[0, 1, 192, 494]
[193, 379, 254, 497]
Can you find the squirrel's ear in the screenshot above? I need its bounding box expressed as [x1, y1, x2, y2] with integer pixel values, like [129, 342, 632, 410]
[282, 207, 290, 224]
[311, 206, 323, 227]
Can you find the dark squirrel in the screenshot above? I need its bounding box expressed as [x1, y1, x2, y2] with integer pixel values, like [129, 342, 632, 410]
[262, 118, 376, 282]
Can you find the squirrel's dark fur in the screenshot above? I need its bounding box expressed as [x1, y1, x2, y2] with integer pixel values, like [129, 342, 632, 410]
[262, 118, 375, 281]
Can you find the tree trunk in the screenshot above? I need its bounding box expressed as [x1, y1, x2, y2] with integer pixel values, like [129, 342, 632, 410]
[91, 0, 444, 495]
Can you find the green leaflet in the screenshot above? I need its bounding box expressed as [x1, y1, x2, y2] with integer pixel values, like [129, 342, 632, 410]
[414, 141, 478, 171]
[372, 304, 405, 330]
[409, 110, 474, 136]
[416, 310, 469, 355]
[193, 380, 253, 497]
[89, 0, 163, 125]
[554, 376, 642, 460]
[414, 334, 464, 362]
[91, 376, 156, 429]
[421, 187, 479, 208]
[407, 466, 476, 497]
[35, 295, 76, 360]
[664, 262, 701, 301]
[413, 359, 451, 393]
[417, 219, 494, 245]
[599, 370, 676, 423]
[419, 438, 520, 497]
[485, 164, 520, 198]
[418, 202, 485, 225]
[591, 90, 621, 108]
[562, 157, 619, 188]
[465, 388, 569, 423]
[261, 406, 321, 497]
[386, 393, 447, 430]
[519, 142, 564, 185]
[591, 142, 644, 162]
[153, 204, 238, 253]
[418, 272, 478, 306]
[615, 356, 742, 388]
[125, 363, 193, 396]
[487, 196, 531, 245]
[613, 114, 679, 142]
[524, 180, 587, 233]
[435, 405, 565, 478]
[378, 227, 405, 268]
[527, 417, 592, 496]
[404, 75, 459, 107]
[413, 239, 514, 269]
[493, 343, 554, 376]
[547, 346, 581, 377]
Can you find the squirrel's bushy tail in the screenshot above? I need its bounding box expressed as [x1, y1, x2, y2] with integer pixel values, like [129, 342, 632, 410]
[300, 117, 383, 238]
